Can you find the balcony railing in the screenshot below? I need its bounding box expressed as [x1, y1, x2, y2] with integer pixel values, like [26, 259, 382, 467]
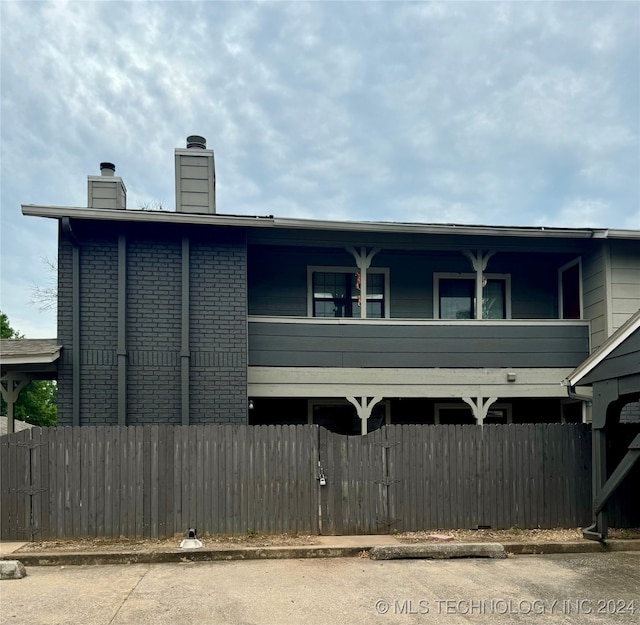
[248, 317, 590, 369]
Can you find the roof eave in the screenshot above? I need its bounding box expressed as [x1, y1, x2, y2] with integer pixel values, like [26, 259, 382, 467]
[22, 204, 619, 239]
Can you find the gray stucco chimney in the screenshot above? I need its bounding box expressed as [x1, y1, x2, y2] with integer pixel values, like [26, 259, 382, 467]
[175, 135, 216, 214]
[88, 162, 127, 209]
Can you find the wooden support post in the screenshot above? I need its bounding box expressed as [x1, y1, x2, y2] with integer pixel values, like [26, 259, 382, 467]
[347, 247, 380, 319]
[0, 373, 33, 434]
[463, 250, 495, 319]
[347, 396, 383, 435]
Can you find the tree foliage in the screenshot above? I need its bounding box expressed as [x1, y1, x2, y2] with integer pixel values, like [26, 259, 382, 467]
[1, 311, 57, 427]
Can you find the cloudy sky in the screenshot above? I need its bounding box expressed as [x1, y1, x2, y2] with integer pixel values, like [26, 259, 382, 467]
[1, 1, 638, 338]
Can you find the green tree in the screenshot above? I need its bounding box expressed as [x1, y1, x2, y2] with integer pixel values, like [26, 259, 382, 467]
[1, 311, 57, 426]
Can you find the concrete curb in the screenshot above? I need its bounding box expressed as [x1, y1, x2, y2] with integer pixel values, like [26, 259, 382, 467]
[370, 542, 506, 560]
[1, 539, 638, 567]
[502, 539, 640, 555]
[0, 545, 369, 567]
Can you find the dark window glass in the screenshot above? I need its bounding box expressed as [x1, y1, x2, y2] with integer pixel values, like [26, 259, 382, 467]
[439, 277, 507, 319]
[312, 271, 384, 318]
[561, 263, 581, 319]
[439, 279, 474, 319]
[483, 279, 506, 319]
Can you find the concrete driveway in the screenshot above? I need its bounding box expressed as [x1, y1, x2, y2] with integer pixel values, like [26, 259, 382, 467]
[2, 552, 639, 625]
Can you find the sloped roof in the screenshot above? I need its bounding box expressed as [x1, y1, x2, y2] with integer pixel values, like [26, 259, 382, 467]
[0, 339, 62, 365]
[565, 309, 640, 387]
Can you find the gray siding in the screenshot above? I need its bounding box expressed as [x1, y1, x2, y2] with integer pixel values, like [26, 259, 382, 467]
[610, 240, 640, 330]
[248, 321, 590, 368]
[580, 329, 640, 385]
[583, 246, 607, 349]
[248, 245, 575, 320]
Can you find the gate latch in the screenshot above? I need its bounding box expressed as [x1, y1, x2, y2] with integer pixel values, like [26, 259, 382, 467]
[317, 466, 327, 486]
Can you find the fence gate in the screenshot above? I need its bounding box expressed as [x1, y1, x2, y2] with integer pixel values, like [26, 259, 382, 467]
[318, 425, 400, 535]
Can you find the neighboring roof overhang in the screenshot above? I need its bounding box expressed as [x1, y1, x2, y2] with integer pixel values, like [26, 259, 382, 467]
[564, 309, 640, 388]
[0, 339, 62, 367]
[22, 204, 640, 241]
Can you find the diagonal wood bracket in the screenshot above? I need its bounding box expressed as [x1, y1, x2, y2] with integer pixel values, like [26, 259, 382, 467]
[346, 396, 383, 436]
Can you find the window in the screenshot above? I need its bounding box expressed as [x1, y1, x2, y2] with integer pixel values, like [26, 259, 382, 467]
[434, 273, 510, 319]
[308, 267, 388, 318]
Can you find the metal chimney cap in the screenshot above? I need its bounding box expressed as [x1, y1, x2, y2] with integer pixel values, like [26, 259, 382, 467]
[100, 162, 116, 176]
[186, 135, 206, 149]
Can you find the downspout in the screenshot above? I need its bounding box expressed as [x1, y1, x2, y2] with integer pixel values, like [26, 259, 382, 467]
[181, 235, 190, 425]
[62, 217, 81, 426]
[566, 384, 593, 403]
[564, 381, 592, 424]
[117, 233, 127, 425]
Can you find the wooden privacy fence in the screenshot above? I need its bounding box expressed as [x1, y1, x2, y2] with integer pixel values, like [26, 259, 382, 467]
[1, 423, 637, 540]
[318, 424, 592, 535]
[0, 425, 319, 541]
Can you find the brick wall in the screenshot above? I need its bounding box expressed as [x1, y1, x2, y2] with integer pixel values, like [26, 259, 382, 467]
[56, 221, 248, 425]
[126, 237, 182, 424]
[190, 233, 247, 423]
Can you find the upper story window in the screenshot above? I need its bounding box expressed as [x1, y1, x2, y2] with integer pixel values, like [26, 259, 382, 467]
[434, 273, 511, 320]
[308, 267, 388, 318]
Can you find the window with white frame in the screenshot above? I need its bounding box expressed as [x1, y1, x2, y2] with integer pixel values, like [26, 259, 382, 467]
[434, 273, 511, 319]
[308, 267, 388, 318]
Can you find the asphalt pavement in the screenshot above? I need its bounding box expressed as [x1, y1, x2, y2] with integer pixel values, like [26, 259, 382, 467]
[1, 548, 639, 625]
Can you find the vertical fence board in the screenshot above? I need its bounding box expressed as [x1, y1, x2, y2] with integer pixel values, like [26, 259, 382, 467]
[533, 425, 545, 528]
[133, 426, 143, 538]
[32, 428, 48, 540]
[172, 426, 183, 537]
[165, 425, 175, 539]
[142, 426, 151, 537]
[150, 425, 159, 538]
[0, 432, 12, 539]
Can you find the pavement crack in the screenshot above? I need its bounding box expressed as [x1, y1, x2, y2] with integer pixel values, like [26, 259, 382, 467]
[108, 566, 150, 625]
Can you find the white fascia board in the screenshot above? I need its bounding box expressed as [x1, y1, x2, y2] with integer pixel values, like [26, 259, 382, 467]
[248, 315, 590, 328]
[22, 204, 636, 240]
[606, 229, 640, 239]
[1, 350, 61, 366]
[21, 205, 276, 229]
[248, 366, 574, 399]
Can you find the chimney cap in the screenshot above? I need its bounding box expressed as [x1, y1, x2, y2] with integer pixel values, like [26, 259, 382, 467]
[100, 162, 116, 176]
[186, 135, 206, 149]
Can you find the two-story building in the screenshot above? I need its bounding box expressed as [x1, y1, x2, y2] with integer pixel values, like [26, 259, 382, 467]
[22, 137, 640, 434]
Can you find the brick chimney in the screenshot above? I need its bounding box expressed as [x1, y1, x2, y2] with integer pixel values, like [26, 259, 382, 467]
[175, 135, 216, 214]
[87, 162, 127, 209]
